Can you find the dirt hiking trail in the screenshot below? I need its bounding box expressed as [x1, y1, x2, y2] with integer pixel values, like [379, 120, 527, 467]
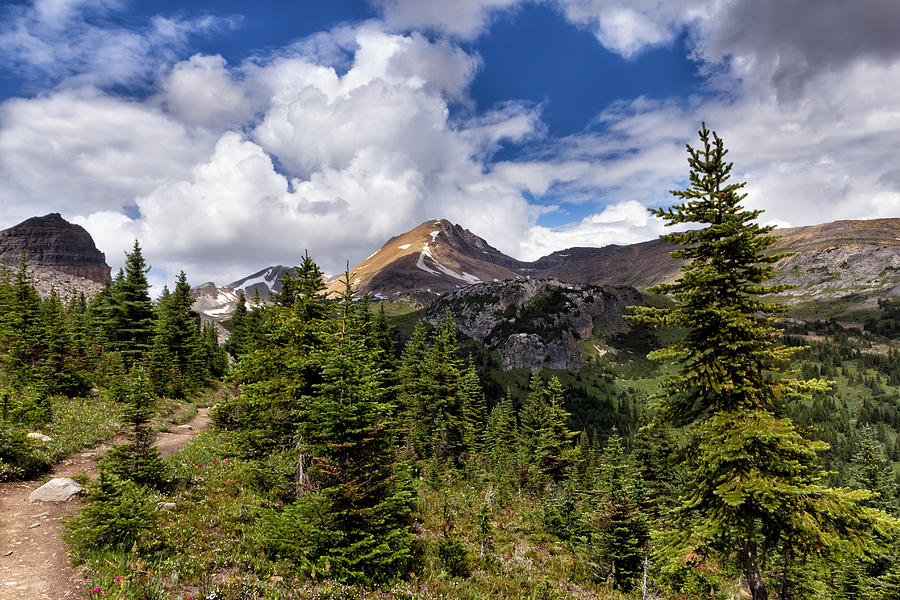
[0, 407, 211, 599]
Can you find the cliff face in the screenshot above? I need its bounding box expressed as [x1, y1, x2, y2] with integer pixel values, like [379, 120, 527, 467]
[0, 213, 111, 283]
[426, 278, 643, 371]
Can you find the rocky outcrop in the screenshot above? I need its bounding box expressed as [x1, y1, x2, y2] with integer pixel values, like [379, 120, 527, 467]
[427, 279, 643, 371]
[0, 213, 111, 283]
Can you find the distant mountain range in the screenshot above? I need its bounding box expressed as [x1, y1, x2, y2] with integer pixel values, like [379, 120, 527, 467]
[192, 217, 900, 321]
[6, 212, 894, 323]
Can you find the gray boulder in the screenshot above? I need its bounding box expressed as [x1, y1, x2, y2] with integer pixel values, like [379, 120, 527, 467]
[29, 478, 84, 503]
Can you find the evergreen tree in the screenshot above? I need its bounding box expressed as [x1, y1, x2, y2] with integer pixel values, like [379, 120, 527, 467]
[86, 274, 119, 349]
[370, 303, 398, 386]
[39, 289, 85, 396]
[849, 425, 898, 514]
[421, 313, 466, 463]
[103, 368, 166, 487]
[64, 470, 158, 550]
[295, 272, 415, 583]
[519, 371, 550, 488]
[537, 376, 576, 482]
[64, 290, 95, 378]
[199, 322, 227, 379]
[583, 431, 650, 591]
[459, 358, 487, 457]
[630, 413, 680, 517]
[216, 254, 328, 455]
[0, 254, 42, 389]
[397, 321, 428, 452]
[148, 271, 204, 397]
[106, 242, 154, 363]
[628, 123, 900, 599]
[487, 390, 518, 479]
[225, 290, 248, 360]
[401, 313, 470, 465]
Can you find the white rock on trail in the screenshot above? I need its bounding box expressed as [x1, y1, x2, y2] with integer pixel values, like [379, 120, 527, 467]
[28, 478, 84, 503]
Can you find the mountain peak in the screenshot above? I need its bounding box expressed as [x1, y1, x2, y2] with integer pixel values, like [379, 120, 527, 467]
[324, 219, 524, 298]
[0, 213, 111, 283]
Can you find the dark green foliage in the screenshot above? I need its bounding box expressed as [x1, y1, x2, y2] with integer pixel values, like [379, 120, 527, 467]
[290, 272, 416, 584]
[254, 490, 340, 577]
[215, 254, 328, 455]
[0, 256, 43, 389]
[39, 290, 87, 396]
[102, 241, 155, 363]
[224, 290, 249, 360]
[581, 432, 649, 591]
[459, 359, 487, 455]
[148, 271, 207, 397]
[0, 423, 49, 480]
[850, 425, 899, 514]
[628, 123, 900, 599]
[399, 312, 486, 466]
[199, 322, 227, 379]
[103, 368, 166, 487]
[564, 375, 642, 443]
[219, 261, 417, 585]
[486, 390, 518, 473]
[629, 414, 680, 517]
[64, 470, 158, 550]
[518, 373, 576, 489]
[438, 535, 471, 578]
[865, 298, 900, 338]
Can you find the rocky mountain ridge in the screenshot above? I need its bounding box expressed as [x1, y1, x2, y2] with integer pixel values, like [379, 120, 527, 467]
[194, 217, 900, 321]
[190, 265, 296, 319]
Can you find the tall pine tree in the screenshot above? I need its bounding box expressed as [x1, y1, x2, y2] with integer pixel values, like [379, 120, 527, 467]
[296, 271, 415, 583]
[628, 123, 900, 599]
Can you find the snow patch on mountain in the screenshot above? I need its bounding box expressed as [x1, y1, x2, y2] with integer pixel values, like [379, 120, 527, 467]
[416, 243, 441, 276]
[234, 269, 277, 293]
[215, 290, 238, 305]
[414, 241, 481, 284]
[398, 243, 411, 250]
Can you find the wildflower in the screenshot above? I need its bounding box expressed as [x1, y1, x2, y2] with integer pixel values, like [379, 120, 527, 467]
[90, 587, 102, 594]
[115, 575, 123, 582]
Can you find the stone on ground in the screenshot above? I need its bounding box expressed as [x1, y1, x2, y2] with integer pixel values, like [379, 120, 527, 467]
[28, 478, 84, 503]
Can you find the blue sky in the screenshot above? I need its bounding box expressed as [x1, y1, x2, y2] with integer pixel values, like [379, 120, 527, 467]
[1, 0, 899, 288]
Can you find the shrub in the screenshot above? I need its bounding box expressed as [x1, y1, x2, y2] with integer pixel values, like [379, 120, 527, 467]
[437, 535, 470, 578]
[64, 470, 159, 551]
[0, 424, 49, 480]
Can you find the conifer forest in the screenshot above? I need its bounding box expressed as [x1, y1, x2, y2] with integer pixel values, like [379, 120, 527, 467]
[2, 127, 899, 599]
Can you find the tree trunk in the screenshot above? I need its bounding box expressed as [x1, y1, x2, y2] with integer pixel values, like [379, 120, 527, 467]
[739, 539, 768, 600]
[641, 546, 649, 600]
[780, 544, 792, 600]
